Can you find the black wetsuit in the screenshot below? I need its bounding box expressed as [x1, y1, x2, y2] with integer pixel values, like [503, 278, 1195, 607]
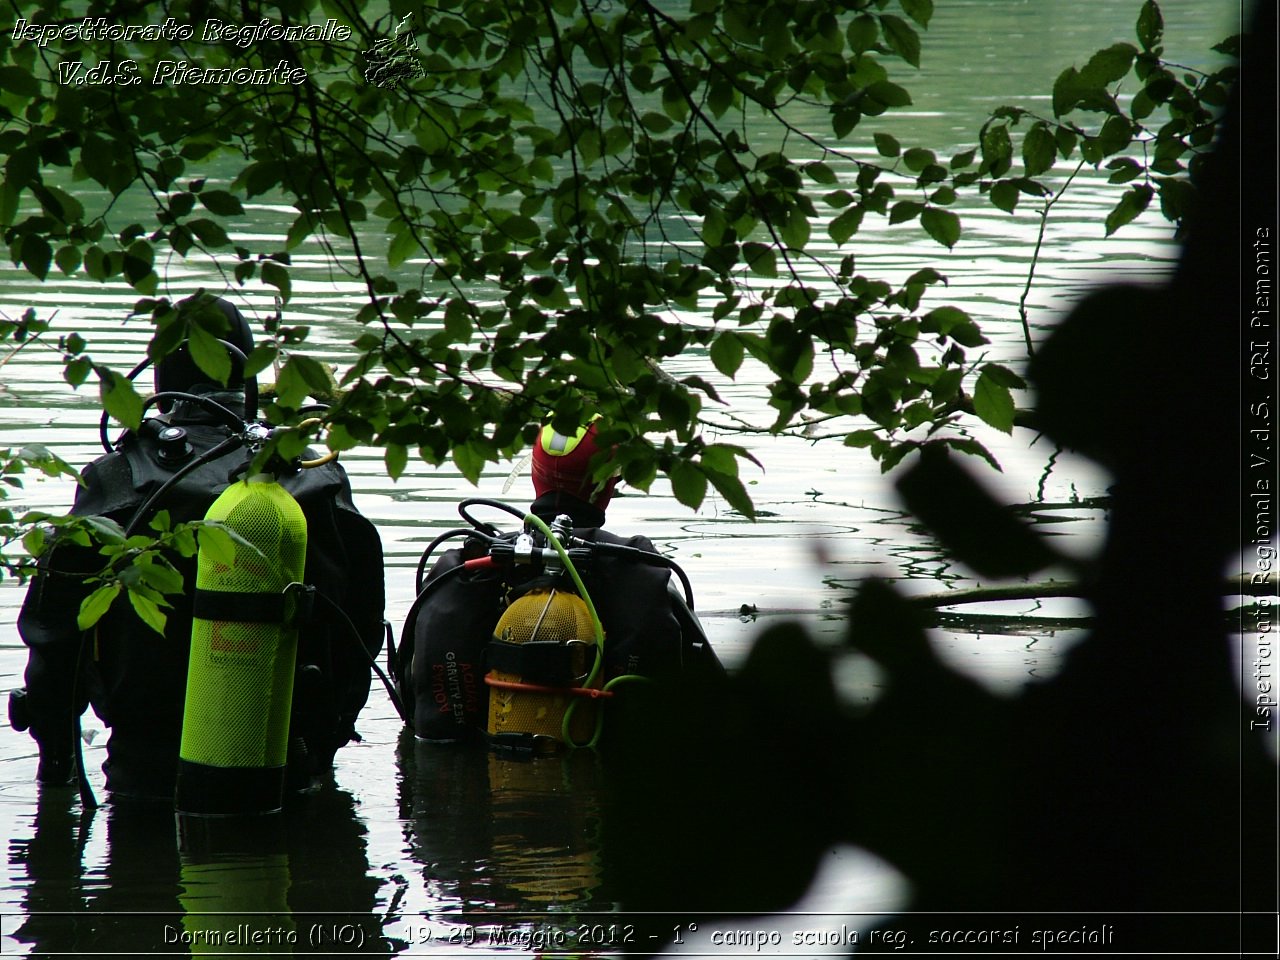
[403, 491, 724, 743]
[17, 393, 385, 800]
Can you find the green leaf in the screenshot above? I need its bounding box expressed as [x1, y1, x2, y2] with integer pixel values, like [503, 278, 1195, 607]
[844, 429, 881, 449]
[260, 261, 291, 304]
[387, 227, 418, 269]
[846, 15, 878, 54]
[55, 245, 82, 275]
[708, 81, 735, 118]
[77, 583, 122, 630]
[832, 110, 859, 139]
[1054, 126, 1079, 158]
[1080, 43, 1138, 88]
[243, 345, 278, 379]
[500, 215, 541, 242]
[866, 81, 912, 108]
[187, 322, 233, 386]
[1023, 122, 1057, 177]
[22, 526, 47, 557]
[702, 442, 755, 476]
[0, 66, 41, 99]
[828, 206, 865, 244]
[19, 234, 52, 281]
[1137, 0, 1164, 51]
[742, 243, 777, 277]
[805, 162, 839, 184]
[240, 161, 283, 197]
[99, 367, 144, 430]
[899, 0, 934, 28]
[293, 354, 339, 396]
[385, 443, 408, 481]
[199, 190, 245, 217]
[902, 147, 936, 172]
[123, 256, 155, 294]
[710, 332, 745, 378]
[930, 367, 964, 401]
[874, 132, 901, 157]
[1104, 184, 1154, 235]
[603, 125, 632, 157]
[973, 368, 1016, 433]
[943, 437, 1002, 472]
[196, 521, 265, 566]
[669, 460, 708, 511]
[979, 362, 1026, 389]
[980, 123, 1013, 176]
[920, 207, 960, 248]
[781, 209, 811, 250]
[1156, 176, 1196, 223]
[889, 201, 923, 224]
[921, 306, 970, 336]
[950, 321, 987, 348]
[452, 442, 485, 485]
[1052, 67, 1087, 117]
[128, 589, 168, 636]
[990, 179, 1020, 213]
[83, 515, 128, 545]
[64, 357, 92, 387]
[188, 218, 230, 247]
[640, 111, 673, 133]
[1093, 115, 1135, 158]
[285, 213, 315, 250]
[140, 560, 185, 599]
[530, 276, 571, 308]
[879, 15, 921, 67]
[1106, 157, 1142, 183]
[273, 355, 320, 407]
[682, 375, 724, 404]
[195, 525, 234, 566]
[0, 181, 19, 226]
[705, 467, 755, 519]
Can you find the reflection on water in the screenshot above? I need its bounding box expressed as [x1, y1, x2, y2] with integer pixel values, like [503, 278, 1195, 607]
[6, 786, 385, 956]
[398, 735, 611, 911]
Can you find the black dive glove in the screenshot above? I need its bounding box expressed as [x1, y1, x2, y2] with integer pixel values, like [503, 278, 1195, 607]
[34, 725, 76, 785]
[10, 689, 75, 785]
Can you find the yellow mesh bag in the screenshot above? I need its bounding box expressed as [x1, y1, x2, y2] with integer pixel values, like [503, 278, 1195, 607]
[486, 588, 598, 749]
[180, 476, 307, 769]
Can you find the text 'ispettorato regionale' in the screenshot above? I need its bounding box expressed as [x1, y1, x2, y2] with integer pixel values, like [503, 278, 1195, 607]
[11, 17, 353, 86]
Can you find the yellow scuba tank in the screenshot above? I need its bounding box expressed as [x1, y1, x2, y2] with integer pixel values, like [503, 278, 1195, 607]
[176, 473, 308, 816]
[485, 587, 601, 754]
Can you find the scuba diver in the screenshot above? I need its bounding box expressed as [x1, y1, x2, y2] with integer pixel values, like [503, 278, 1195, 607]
[398, 419, 724, 754]
[10, 295, 386, 804]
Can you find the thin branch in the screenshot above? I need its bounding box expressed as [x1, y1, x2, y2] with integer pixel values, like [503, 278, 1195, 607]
[1017, 159, 1086, 357]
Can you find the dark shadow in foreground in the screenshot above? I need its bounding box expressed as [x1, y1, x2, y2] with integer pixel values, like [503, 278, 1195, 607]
[601, 5, 1276, 953]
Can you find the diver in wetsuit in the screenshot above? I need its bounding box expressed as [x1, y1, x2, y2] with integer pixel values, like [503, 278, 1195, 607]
[401, 420, 723, 748]
[11, 295, 385, 800]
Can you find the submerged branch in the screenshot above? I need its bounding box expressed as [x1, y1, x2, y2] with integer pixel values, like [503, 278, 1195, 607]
[908, 573, 1269, 609]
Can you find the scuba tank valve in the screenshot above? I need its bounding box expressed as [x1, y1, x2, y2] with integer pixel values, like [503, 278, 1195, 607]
[176, 473, 308, 816]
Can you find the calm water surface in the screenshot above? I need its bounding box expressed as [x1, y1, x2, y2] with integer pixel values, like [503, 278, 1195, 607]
[0, 1, 1239, 955]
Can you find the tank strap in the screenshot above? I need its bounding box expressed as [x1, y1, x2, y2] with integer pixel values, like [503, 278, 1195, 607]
[486, 638, 596, 686]
[192, 584, 315, 625]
